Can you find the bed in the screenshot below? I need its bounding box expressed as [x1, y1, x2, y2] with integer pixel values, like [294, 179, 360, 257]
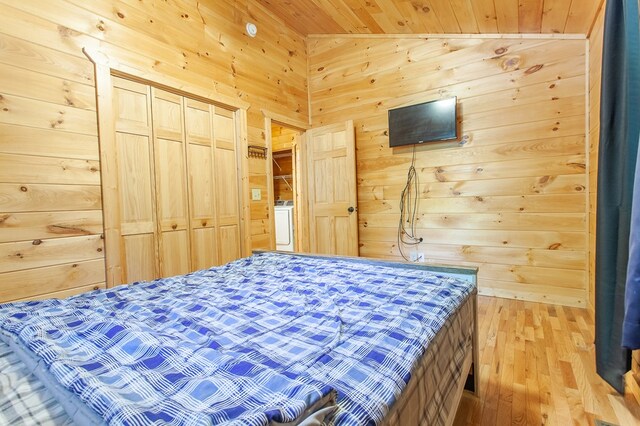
[0, 251, 478, 425]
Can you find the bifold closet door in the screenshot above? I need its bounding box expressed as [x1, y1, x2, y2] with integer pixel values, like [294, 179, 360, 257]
[112, 77, 158, 283]
[151, 89, 191, 277]
[185, 99, 219, 270]
[214, 109, 241, 264]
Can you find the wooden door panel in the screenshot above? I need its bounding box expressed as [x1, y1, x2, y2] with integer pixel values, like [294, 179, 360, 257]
[112, 78, 157, 283]
[215, 110, 239, 225]
[215, 151, 238, 212]
[308, 121, 358, 256]
[334, 216, 353, 255]
[156, 138, 188, 231]
[153, 91, 183, 141]
[192, 227, 218, 270]
[214, 109, 234, 141]
[122, 234, 156, 283]
[160, 230, 190, 277]
[315, 217, 331, 254]
[115, 133, 154, 231]
[333, 156, 349, 202]
[113, 77, 150, 135]
[185, 101, 222, 271]
[185, 100, 212, 146]
[219, 225, 240, 264]
[313, 157, 330, 203]
[188, 143, 215, 223]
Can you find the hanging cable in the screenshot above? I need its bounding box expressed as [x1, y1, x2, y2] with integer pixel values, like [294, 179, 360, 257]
[397, 145, 423, 261]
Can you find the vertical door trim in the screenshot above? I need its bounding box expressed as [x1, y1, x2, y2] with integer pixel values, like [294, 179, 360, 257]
[85, 52, 121, 288]
[264, 117, 276, 250]
[236, 108, 252, 257]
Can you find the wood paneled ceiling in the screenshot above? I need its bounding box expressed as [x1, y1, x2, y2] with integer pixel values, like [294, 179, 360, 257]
[256, 0, 604, 36]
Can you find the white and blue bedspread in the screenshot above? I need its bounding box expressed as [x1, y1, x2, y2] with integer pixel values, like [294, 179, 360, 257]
[0, 252, 475, 426]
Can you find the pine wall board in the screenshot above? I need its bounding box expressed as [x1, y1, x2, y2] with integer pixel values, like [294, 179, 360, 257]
[0, 0, 308, 301]
[308, 35, 589, 307]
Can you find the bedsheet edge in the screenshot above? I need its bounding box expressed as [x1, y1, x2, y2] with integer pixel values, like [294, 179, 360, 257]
[0, 330, 104, 426]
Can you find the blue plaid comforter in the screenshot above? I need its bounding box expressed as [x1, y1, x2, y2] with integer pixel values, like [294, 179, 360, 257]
[0, 252, 475, 425]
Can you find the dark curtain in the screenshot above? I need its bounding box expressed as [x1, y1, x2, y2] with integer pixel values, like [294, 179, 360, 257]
[595, 0, 640, 393]
[624, 138, 640, 349]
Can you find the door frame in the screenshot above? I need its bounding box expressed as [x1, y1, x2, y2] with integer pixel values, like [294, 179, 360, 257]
[262, 110, 309, 252]
[85, 48, 251, 287]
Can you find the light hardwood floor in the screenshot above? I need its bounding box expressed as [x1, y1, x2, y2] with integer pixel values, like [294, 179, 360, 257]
[454, 296, 640, 425]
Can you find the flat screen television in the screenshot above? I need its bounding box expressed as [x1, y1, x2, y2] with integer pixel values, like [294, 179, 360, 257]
[388, 97, 458, 147]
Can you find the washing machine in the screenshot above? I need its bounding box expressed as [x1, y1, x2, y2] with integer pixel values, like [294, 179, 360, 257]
[275, 200, 294, 252]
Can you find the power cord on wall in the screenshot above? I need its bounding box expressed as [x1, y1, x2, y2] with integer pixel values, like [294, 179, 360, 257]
[397, 145, 423, 261]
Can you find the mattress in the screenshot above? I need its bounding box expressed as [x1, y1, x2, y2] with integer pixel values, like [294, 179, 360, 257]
[0, 252, 476, 425]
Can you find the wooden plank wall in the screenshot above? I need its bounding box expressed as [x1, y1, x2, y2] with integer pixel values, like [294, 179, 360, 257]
[308, 36, 588, 306]
[0, 0, 307, 301]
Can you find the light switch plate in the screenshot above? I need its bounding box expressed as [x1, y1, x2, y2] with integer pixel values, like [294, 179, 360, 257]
[251, 188, 262, 201]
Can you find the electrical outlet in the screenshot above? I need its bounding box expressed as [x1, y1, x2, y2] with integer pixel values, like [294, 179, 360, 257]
[409, 251, 418, 262]
[251, 188, 262, 201]
[416, 252, 425, 262]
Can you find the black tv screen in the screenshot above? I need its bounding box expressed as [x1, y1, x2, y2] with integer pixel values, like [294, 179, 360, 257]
[388, 97, 457, 147]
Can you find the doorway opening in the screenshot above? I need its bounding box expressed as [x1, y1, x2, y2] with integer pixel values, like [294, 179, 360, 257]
[268, 123, 306, 253]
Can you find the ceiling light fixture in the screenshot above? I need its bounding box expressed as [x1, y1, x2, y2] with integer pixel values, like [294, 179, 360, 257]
[246, 23, 257, 37]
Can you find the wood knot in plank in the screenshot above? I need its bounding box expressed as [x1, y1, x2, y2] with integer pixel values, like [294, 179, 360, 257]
[501, 56, 520, 71]
[20, 186, 28, 192]
[32, 239, 42, 245]
[525, 64, 544, 75]
[117, 11, 125, 19]
[494, 47, 508, 56]
[568, 162, 586, 170]
[47, 225, 90, 235]
[0, 214, 10, 225]
[548, 243, 562, 250]
[96, 20, 106, 32]
[58, 25, 81, 38]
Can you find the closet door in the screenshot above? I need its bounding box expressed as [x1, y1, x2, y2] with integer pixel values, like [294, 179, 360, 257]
[214, 108, 241, 264]
[151, 89, 191, 277]
[112, 77, 158, 283]
[185, 99, 219, 270]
